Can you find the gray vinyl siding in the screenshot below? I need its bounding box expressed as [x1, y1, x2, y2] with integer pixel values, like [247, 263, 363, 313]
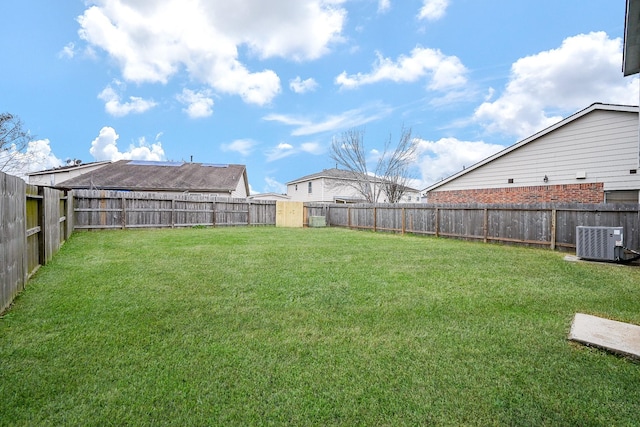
[287, 178, 332, 202]
[287, 177, 370, 202]
[435, 110, 640, 192]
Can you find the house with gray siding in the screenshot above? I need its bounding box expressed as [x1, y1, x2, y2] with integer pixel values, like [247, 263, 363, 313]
[287, 168, 421, 203]
[423, 103, 640, 204]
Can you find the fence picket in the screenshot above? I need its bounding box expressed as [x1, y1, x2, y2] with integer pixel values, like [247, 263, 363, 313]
[305, 202, 640, 251]
[1, 173, 68, 313]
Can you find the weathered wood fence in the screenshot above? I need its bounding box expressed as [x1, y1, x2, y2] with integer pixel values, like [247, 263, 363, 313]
[1, 172, 72, 313]
[73, 190, 277, 229]
[305, 202, 640, 251]
[4, 182, 639, 313]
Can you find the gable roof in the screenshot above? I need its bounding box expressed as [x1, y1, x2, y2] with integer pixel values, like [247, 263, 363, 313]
[287, 168, 420, 191]
[287, 168, 364, 184]
[57, 160, 249, 193]
[423, 103, 639, 192]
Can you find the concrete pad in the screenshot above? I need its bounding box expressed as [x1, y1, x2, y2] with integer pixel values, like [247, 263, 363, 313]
[569, 313, 640, 359]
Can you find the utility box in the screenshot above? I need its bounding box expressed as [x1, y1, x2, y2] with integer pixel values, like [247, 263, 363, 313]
[576, 226, 624, 261]
[308, 216, 326, 227]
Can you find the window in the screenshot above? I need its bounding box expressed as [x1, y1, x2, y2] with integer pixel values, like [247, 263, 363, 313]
[605, 190, 639, 204]
[308, 182, 313, 193]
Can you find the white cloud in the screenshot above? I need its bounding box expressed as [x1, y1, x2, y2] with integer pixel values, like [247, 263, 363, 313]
[98, 82, 157, 117]
[263, 104, 393, 136]
[418, 0, 449, 21]
[378, 0, 391, 13]
[264, 176, 286, 193]
[277, 142, 294, 150]
[89, 127, 165, 162]
[289, 76, 319, 94]
[474, 32, 640, 139]
[177, 88, 214, 118]
[335, 46, 467, 90]
[416, 137, 504, 187]
[77, 0, 347, 105]
[263, 140, 324, 162]
[301, 141, 324, 155]
[221, 139, 257, 156]
[58, 42, 76, 59]
[0, 139, 64, 180]
[265, 142, 296, 162]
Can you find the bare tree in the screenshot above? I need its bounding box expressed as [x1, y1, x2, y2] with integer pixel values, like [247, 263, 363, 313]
[0, 113, 32, 174]
[330, 126, 418, 203]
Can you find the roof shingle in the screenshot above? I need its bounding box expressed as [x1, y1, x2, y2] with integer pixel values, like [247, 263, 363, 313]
[57, 160, 247, 193]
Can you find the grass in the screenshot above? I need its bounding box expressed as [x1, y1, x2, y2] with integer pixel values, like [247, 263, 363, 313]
[1, 227, 639, 426]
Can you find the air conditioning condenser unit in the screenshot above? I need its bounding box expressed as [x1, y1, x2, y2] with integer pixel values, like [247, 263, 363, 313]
[576, 226, 624, 262]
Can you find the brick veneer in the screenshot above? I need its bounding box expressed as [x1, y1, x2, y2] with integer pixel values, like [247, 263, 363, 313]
[427, 182, 604, 204]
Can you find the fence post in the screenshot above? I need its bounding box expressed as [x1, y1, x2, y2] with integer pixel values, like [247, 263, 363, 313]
[401, 207, 406, 234]
[550, 209, 557, 250]
[435, 207, 440, 238]
[483, 208, 488, 243]
[247, 202, 251, 225]
[121, 196, 127, 229]
[66, 190, 74, 239]
[38, 187, 46, 265]
[171, 199, 175, 228]
[100, 191, 107, 226]
[373, 206, 377, 232]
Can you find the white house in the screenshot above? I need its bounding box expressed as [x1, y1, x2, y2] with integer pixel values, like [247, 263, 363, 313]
[423, 103, 640, 204]
[287, 168, 422, 203]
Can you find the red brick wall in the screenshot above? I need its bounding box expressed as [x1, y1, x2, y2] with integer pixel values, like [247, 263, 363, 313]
[427, 183, 604, 204]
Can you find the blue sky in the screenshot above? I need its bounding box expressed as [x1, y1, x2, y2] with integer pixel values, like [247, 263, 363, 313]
[1, 0, 637, 193]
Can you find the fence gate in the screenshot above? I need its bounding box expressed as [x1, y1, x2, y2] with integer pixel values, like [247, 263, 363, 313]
[276, 201, 304, 227]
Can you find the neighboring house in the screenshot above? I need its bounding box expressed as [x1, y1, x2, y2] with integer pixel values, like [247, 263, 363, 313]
[286, 168, 422, 203]
[247, 193, 291, 201]
[423, 103, 640, 204]
[57, 160, 250, 198]
[27, 161, 111, 186]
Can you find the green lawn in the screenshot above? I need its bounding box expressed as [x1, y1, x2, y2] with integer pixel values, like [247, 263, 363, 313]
[1, 227, 639, 426]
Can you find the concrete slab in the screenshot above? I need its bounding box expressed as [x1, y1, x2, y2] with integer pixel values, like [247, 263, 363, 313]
[569, 313, 640, 360]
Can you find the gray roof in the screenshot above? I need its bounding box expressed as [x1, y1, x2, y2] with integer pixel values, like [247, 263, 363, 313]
[287, 168, 363, 184]
[287, 168, 420, 191]
[56, 160, 248, 193]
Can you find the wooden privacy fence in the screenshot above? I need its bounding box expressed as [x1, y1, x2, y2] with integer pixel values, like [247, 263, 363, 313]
[1, 172, 71, 313]
[305, 202, 640, 251]
[73, 190, 276, 229]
